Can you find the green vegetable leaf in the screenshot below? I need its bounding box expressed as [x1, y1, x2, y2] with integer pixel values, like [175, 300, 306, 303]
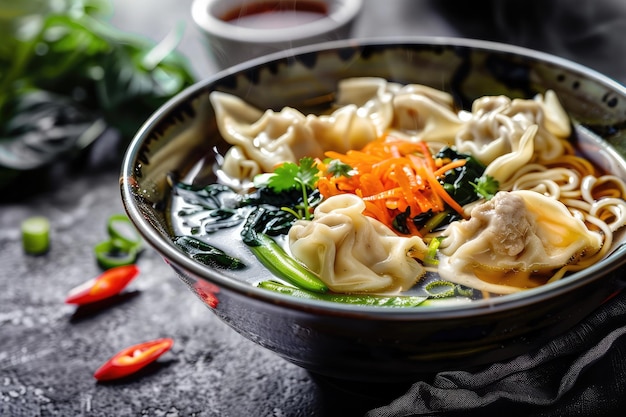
[296, 156, 319, 189]
[0, 0, 196, 187]
[324, 158, 353, 178]
[267, 157, 319, 220]
[173, 235, 246, 270]
[268, 162, 300, 192]
[424, 236, 445, 265]
[269, 157, 319, 192]
[471, 175, 499, 200]
[258, 280, 427, 307]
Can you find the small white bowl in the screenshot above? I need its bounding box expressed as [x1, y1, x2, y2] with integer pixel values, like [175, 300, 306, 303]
[191, 0, 363, 69]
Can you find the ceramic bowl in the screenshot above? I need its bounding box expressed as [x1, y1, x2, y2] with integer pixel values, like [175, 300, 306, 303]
[120, 38, 626, 382]
[191, 0, 363, 69]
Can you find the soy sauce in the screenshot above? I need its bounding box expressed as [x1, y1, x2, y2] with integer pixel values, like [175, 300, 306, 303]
[221, 1, 328, 29]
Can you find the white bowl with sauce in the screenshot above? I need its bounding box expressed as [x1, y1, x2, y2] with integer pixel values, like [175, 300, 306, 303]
[191, 0, 363, 69]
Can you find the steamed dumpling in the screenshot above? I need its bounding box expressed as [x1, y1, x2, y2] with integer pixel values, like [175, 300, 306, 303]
[210, 91, 324, 177]
[392, 91, 463, 143]
[210, 90, 378, 181]
[455, 91, 571, 172]
[336, 77, 463, 143]
[288, 194, 428, 293]
[305, 104, 379, 154]
[483, 124, 538, 185]
[438, 190, 602, 294]
[211, 79, 465, 184]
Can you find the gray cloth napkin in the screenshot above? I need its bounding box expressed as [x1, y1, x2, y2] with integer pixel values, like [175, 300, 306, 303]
[366, 288, 626, 417]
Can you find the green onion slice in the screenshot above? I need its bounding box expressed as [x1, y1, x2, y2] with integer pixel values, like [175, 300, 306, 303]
[424, 236, 444, 265]
[424, 280, 457, 298]
[94, 240, 138, 269]
[107, 214, 142, 252]
[21, 216, 50, 255]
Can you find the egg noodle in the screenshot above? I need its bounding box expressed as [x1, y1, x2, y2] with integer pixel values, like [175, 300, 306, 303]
[207, 77, 626, 295]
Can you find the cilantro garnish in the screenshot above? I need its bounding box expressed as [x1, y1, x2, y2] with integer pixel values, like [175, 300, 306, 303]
[324, 158, 353, 178]
[268, 163, 300, 192]
[268, 157, 319, 220]
[471, 175, 499, 200]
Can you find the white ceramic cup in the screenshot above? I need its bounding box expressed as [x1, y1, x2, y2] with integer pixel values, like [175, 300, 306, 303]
[191, 0, 363, 69]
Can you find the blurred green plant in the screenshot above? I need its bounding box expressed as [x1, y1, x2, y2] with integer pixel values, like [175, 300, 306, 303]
[0, 0, 196, 185]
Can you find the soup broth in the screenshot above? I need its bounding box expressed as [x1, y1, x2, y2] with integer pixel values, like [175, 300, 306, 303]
[167, 122, 626, 304]
[165, 75, 626, 304]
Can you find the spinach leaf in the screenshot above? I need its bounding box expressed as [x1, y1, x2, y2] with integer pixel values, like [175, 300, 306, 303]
[172, 177, 316, 238]
[436, 147, 488, 206]
[406, 147, 498, 232]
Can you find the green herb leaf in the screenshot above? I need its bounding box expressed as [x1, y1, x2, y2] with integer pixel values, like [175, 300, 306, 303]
[296, 156, 319, 189]
[0, 0, 195, 184]
[267, 157, 319, 220]
[268, 162, 300, 192]
[268, 157, 319, 192]
[471, 175, 499, 200]
[324, 158, 353, 177]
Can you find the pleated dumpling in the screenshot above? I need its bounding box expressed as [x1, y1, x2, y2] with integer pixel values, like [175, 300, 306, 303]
[219, 145, 262, 184]
[335, 77, 463, 143]
[306, 104, 379, 154]
[210, 91, 324, 176]
[210, 90, 379, 181]
[455, 91, 570, 171]
[391, 84, 463, 144]
[288, 194, 428, 293]
[438, 190, 602, 294]
[334, 77, 397, 135]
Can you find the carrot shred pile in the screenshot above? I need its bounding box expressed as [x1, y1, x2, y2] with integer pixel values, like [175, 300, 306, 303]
[317, 137, 467, 235]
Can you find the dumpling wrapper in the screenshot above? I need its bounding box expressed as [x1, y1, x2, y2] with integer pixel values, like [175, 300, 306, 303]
[210, 91, 324, 176]
[438, 190, 602, 294]
[210, 90, 378, 180]
[210, 80, 465, 183]
[455, 91, 570, 170]
[336, 77, 463, 143]
[288, 194, 428, 293]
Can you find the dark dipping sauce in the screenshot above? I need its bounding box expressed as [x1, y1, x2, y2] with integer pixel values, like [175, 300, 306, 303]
[220, 1, 328, 29]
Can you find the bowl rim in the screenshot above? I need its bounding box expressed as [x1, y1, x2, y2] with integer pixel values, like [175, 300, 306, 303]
[191, 0, 364, 44]
[121, 36, 626, 319]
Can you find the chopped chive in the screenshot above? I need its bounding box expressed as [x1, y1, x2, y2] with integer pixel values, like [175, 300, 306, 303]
[258, 280, 428, 307]
[21, 216, 50, 255]
[424, 280, 457, 298]
[94, 240, 138, 269]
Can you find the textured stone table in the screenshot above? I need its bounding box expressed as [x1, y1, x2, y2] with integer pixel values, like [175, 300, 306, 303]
[2, 1, 625, 416]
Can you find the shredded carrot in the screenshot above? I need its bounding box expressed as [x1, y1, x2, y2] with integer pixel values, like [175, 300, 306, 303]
[418, 141, 437, 172]
[316, 136, 468, 235]
[433, 159, 467, 177]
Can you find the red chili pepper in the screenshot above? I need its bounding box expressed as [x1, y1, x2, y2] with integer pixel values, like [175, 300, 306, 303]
[93, 338, 174, 381]
[65, 264, 140, 305]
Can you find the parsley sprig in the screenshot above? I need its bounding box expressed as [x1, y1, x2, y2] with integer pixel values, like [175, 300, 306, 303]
[267, 157, 319, 220]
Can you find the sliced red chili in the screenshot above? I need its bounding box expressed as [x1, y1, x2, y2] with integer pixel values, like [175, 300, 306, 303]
[94, 338, 174, 381]
[65, 264, 140, 305]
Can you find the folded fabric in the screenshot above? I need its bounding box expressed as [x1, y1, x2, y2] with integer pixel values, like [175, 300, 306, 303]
[366, 288, 626, 417]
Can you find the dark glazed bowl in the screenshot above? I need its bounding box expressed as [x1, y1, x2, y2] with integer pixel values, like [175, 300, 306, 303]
[120, 38, 626, 382]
